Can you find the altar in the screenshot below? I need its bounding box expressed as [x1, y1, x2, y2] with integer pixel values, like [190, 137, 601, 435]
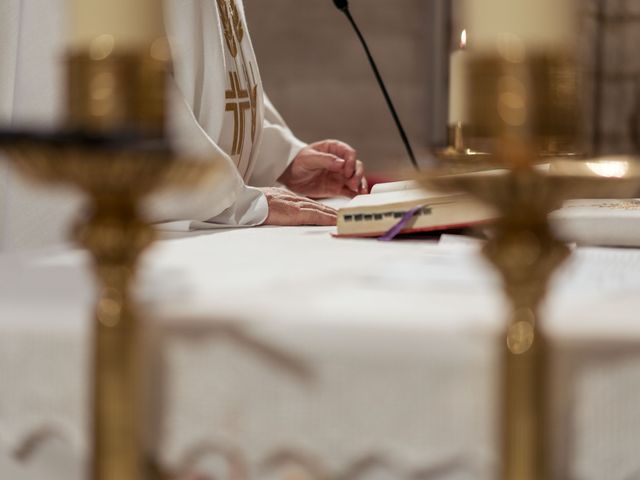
[2, 227, 640, 480]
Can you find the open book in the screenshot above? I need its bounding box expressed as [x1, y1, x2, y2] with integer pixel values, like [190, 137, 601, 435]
[335, 180, 497, 238]
[336, 178, 640, 246]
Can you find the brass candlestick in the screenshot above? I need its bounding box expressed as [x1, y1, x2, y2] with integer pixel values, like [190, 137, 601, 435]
[425, 46, 640, 480]
[426, 160, 640, 480]
[0, 47, 220, 480]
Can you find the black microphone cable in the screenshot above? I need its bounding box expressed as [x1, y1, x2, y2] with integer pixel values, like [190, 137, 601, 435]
[333, 0, 420, 171]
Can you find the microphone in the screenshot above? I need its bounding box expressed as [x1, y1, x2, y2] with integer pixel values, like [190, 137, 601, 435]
[332, 0, 420, 171]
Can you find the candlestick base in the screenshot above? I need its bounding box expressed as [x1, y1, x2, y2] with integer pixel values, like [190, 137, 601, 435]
[436, 125, 584, 175]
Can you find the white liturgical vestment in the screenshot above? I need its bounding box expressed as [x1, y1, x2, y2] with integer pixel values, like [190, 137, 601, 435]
[0, 0, 306, 252]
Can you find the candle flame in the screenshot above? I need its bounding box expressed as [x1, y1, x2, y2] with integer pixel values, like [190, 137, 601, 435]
[460, 30, 467, 50]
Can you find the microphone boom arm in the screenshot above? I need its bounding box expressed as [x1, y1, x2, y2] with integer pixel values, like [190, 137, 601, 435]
[335, 2, 420, 171]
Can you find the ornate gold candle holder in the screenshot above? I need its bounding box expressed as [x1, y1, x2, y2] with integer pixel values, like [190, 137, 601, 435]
[0, 45, 220, 480]
[426, 46, 640, 480]
[1, 135, 218, 480]
[424, 157, 640, 480]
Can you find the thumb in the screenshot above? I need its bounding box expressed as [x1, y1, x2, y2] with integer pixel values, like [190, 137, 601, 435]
[301, 151, 346, 172]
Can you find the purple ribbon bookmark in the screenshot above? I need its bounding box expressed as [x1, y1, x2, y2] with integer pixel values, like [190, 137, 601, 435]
[378, 205, 425, 242]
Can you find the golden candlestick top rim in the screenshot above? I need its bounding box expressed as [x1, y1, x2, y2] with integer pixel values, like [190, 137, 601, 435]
[419, 157, 640, 207]
[66, 34, 173, 64]
[0, 130, 222, 197]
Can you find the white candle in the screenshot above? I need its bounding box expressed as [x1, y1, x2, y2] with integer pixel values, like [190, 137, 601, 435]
[68, 0, 165, 52]
[463, 0, 576, 50]
[448, 30, 469, 126]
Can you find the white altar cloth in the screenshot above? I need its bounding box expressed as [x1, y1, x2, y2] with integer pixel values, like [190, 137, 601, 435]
[2, 227, 640, 479]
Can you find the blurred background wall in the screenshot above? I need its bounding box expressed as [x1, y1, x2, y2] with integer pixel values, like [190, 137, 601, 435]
[245, 0, 640, 172]
[579, 0, 640, 155]
[244, 0, 449, 175]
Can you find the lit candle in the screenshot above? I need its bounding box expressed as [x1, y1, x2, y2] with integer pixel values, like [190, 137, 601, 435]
[448, 30, 469, 126]
[463, 0, 576, 50]
[68, 0, 165, 52]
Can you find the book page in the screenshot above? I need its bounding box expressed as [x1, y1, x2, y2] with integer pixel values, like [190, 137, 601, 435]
[370, 180, 423, 194]
[342, 189, 462, 210]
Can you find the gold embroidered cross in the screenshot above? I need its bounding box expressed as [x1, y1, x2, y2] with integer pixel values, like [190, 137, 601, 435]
[225, 71, 251, 157]
[244, 63, 258, 140]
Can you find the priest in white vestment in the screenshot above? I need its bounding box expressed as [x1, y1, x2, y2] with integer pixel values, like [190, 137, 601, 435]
[0, 0, 367, 251]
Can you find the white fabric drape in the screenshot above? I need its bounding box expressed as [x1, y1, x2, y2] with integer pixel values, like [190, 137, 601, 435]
[0, 0, 21, 251]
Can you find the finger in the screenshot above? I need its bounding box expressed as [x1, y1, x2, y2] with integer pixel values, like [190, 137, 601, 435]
[278, 187, 339, 212]
[312, 140, 358, 164]
[327, 140, 357, 163]
[269, 188, 330, 205]
[310, 140, 358, 179]
[359, 176, 369, 194]
[303, 151, 346, 172]
[346, 160, 365, 192]
[342, 154, 357, 180]
[340, 186, 359, 198]
[297, 200, 338, 216]
[265, 197, 338, 226]
[277, 192, 311, 203]
[264, 191, 307, 206]
[279, 192, 338, 215]
[299, 207, 338, 226]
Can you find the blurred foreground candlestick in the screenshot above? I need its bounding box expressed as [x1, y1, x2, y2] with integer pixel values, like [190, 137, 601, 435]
[65, 2, 172, 480]
[1, 5, 222, 480]
[431, 2, 640, 480]
[451, 2, 581, 480]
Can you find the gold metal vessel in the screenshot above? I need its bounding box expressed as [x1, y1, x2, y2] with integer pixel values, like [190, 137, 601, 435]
[426, 42, 640, 480]
[0, 46, 220, 480]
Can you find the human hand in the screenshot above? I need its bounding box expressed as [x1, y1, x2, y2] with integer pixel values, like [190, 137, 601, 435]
[261, 187, 338, 226]
[278, 140, 368, 199]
